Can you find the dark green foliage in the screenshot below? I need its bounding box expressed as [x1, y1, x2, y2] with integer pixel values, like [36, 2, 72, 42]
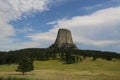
[93, 56, 97, 61]
[0, 48, 120, 65]
[16, 56, 34, 75]
[0, 52, 8, 64]
[49, 43, 77, 49]
[53, 48, 82, 64]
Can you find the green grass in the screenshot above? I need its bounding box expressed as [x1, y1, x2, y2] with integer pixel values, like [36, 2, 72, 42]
[0, 64, 17, 72]
[0, 58, 120, 80]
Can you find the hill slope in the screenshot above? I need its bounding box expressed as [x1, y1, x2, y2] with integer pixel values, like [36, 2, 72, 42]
[0, 59, 120, 80]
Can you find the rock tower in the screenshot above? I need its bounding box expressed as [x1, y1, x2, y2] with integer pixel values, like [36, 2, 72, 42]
[50, 28, 77, 49]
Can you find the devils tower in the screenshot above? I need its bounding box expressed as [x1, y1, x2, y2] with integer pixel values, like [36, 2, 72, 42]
[50, 28, 77, 49]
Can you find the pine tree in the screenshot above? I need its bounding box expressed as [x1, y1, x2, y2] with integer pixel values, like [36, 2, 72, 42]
[16, 56, 34, 75]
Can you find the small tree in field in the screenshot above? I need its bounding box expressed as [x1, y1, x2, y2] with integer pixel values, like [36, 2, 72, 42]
[16, 56, 34, 75]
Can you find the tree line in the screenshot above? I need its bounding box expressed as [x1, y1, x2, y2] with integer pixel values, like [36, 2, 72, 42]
[0, 48, 120, 65]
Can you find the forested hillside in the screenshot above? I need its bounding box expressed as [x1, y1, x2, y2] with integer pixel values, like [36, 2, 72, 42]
[0, 48, 120, 65]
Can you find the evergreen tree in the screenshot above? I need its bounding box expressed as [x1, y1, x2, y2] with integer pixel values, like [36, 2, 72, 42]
[16, 56, 34, 75]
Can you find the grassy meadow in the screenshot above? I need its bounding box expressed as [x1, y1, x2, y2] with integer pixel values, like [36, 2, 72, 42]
[0, 58, 120, 80]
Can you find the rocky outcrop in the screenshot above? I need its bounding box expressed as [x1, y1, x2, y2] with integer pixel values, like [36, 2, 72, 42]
[50, 28, 77, 49]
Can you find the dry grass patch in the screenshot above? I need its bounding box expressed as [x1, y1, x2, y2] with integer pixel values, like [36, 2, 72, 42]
[0, 59, 120, 80]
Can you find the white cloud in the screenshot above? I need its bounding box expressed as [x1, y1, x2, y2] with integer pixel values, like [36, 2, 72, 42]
[16, 26, 34, 33]
[52, 7, 120, 27]
[82, 0, 120, 11]
[0, 0, 49, 50]
[82, 4, 103, 10]
[29, 7, 120, 49]
[0, 41, 40, 51]
[47, 0, 71, 8]
[28, 27, 59, 42]
[2, 0, 48, 19]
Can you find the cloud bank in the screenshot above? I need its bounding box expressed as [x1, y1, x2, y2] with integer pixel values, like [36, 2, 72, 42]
[0, 0, 49, 50]
[29, 7, 120, 52]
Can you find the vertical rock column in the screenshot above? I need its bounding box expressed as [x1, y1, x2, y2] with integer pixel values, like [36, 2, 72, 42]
[50, 28, 77, 49]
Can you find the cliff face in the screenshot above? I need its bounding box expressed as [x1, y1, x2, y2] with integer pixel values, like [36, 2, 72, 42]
[55, 29, 73, 47]
[50, 28, 77, 49]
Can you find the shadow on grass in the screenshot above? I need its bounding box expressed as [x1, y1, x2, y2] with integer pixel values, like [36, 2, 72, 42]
[6, 72, 35, 76]
[0, 77, 30, 80]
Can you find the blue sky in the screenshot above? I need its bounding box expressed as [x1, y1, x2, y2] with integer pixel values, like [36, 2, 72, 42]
[0, 0, 120, 52]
